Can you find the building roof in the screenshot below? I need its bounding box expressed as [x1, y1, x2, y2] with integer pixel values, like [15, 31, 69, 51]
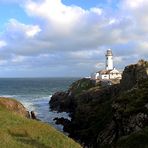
[97, 68, 121, 75]
[97, 70, 112, 74]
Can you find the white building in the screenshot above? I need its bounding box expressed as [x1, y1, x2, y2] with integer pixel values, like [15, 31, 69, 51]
[92, 49, 122, 80]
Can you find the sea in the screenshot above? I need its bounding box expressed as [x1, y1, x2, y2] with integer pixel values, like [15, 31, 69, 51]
[0, 78, 79, 131]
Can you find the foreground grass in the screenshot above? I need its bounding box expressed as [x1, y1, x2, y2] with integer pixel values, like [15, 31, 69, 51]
[0, 102, 81, 148]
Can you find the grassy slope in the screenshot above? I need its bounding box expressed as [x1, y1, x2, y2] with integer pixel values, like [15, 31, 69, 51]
[0, 103, 81, 148]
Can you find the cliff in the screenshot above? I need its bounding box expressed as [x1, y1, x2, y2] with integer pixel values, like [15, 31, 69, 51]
[120, 59, 148, 91]
[49, 59, 148, 148]
[50, 78, 96, 113]
[0, 97, 82, 148]
[0, 97, 30, 118]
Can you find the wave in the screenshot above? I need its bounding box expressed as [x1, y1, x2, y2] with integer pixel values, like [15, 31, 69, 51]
[0, 94, 70, 132]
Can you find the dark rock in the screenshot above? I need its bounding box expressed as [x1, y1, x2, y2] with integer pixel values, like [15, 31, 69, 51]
[54, 117, 71, 129]
[49, 60, 148, 147]
[50, 91, 76, 113]
[120, 59, 148, 91]
[31, 111, 37, 119]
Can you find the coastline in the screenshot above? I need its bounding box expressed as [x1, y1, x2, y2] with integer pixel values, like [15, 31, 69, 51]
[0, 97, 82, 148]
[0, 78, 79, 133]
[49, 60, 148, 147]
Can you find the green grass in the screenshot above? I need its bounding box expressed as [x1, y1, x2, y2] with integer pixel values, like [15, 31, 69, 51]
[69, 78, 96, 95]
[0, 101, 82, 148]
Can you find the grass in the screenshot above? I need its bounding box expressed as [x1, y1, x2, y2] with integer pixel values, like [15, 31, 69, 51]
[0, 100, 82, 148]
[69, 78, 96, 95]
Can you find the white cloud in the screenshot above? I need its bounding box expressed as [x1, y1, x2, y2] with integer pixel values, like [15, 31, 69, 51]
[11, 55, 25, 63]
[95, 62, 104, 69]
[6, 19, 41, 39]
[0, 40, 7, 48]
[109, 18, 116, 25]
[25, 25, 41, 37]
[122, 0, 145, 9]
[69, 50, 102, 59]
[0, 59, 7, 65]
[90, 8, 102, 15]
[24, 0, 85, 31]
[0, 0, 148, 76]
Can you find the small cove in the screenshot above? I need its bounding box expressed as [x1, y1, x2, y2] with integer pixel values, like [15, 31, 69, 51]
[0, 78, 79, 132]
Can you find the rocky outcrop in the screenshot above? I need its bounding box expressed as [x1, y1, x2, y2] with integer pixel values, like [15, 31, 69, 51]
[31, 111, 37, 119]
[49, 60, 148, 147]
[68, 78, 96, 94]
[50, 78, 96, 113]
[50, 92, 75, 113]
[0, 97, 30, 118]
[120, 59, 148, 91]
[100, 77, 148, 146]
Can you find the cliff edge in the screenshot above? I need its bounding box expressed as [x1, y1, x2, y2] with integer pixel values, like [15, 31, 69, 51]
[49, 59, 148, 148]
[0, 97, 30, 118]
[0, 97, 82, 148]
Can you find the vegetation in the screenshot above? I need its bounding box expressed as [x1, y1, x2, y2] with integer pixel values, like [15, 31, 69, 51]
[50, 60, 148, 147]
[0, 98, 82, 148]
[69, 78, 96, 95]
[117, 126, 148, 148]
[116, 79, 148, 115]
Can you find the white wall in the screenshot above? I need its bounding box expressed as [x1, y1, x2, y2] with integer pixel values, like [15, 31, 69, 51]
[95, 73, 100, 79]
[106, 55, 113, 70]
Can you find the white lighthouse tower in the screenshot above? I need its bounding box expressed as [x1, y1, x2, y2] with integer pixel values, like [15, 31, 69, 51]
[106, 49, 113, 70]
[91, 48, 122, 80]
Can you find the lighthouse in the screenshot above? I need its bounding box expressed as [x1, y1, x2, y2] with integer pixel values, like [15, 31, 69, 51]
[105, 49, 113, 70]
[91, 48, 122, 80]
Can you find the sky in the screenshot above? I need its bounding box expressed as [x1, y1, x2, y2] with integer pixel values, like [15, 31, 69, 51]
[0, 0, 147, 77]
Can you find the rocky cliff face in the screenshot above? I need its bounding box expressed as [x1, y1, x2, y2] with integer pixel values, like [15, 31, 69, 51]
[49, 60, 148, 148]
[99, 78, 148, 147]
[120, 59, 148, 91]
[50, 78, 96, 113]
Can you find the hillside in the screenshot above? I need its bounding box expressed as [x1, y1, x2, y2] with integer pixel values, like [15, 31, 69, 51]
[50, 59, 148, 147]
[0, 97, 82, 148]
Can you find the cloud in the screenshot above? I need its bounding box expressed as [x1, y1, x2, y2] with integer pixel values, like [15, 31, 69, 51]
[0, 40, 7, 48]
[69, 50, 103, 60]
[121, 0, 145, 9]
[1, 0, 109, 57]
[25, 25, 41, 38]
[5, 19, 41, 39]
[24, 0, 86, 32]
[11, 55, 25, 63]
[0, 0, 148, 77]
